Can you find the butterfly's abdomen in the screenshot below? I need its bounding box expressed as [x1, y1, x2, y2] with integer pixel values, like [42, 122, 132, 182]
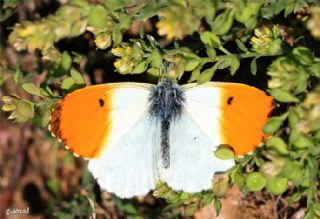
[148, 78, 185, 168]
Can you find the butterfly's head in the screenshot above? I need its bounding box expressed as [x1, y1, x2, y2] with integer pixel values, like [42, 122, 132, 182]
[149, 78, 185, 122]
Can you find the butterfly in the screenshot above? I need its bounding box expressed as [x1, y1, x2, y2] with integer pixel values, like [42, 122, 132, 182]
[49, 78, 273, 198]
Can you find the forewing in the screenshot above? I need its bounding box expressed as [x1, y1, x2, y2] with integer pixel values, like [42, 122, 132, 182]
[50, 83, 157, 197]
[183, 82, 273, 156]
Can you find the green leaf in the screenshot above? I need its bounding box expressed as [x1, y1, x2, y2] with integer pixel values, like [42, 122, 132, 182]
[254, 156, 264, 167]
[266, 177, 288, 195]
[148, 50, 162, 68]
[294, 1, 308, 13]
[234, 172, 245, 188]
[118, 13, 131, 30]
[288, 107, 299, 129]
[70, 20, 87, 37]
[179, 192, 189, 201]
[206, 47, 216, 58]
[40, 84, 56, 97]
[250, 57, 258, 75]
[293, 133, 314, 149]
[309, 62, 320, 78]
[284, 1, 294, 17]
[212, 10, 234, 35]
[202, 193, 214, 206]
[281, 161, 302, 185]
[235, 2, 260, 23]
[185, 59, 200, 72]
[122, 203, 138, 215]
[292, 47, 314, 65]
[15, 100, 35, 123]
[53, 51, 72, 77]
[46, 178, 61, 198]
[236, 39, 249, 53]
[188, 66, 201, 83]
[263, 116, 285, 134]
[230, 55, 240, 76]
[289, 129, 300, 145]
[61, 77, 75, 90]
[213, 199, 222, 216]
[185, 203, 198, 216]
[147, 68, 160, 78]
[246, 172, 267, 192]
[70, 68, 85, 84]
[131, 60, 148, 74]
[217, 57, 232, 69]
[200, 31, 221, 48]
[112, 27, 123, 46]
[139, 3, 167, 20]
[269, 89, 299, 103]
[14, 67, 23, 84]
[289, 192, 302, 204]
[22, 83, 43, 97]
[87, 5, 109, 29]
[197, 68, 215, 84]
[312, 203, 320, 218]
[40, 107, 52, 127]
[266, 136, 288, 155]
[214, 145, 235, 160]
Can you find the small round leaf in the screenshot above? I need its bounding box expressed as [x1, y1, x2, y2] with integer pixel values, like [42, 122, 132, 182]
[214, 146, 235, 160]
[246, 172, 267, 192]
[266, 177, 288, 195]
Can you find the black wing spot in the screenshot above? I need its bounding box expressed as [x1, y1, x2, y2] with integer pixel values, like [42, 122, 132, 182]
[227, 96, 234, 105]
[99, 99, 104, 107]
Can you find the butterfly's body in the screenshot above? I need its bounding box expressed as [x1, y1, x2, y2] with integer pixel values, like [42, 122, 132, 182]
[149, 78, 185, 169]
[50, 78, 273, 198]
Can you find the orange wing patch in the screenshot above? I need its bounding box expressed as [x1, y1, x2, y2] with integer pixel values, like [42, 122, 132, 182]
[219, 84, 274, 156]
[50, 85, 113, 158]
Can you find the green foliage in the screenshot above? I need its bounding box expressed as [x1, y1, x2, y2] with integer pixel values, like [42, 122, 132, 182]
[214, 145, 235, 160]
[2, 0, 320, 217]
[246, 172, 267, 192]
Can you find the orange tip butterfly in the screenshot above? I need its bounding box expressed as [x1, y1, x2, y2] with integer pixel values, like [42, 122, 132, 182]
[49, 78, 273, 198]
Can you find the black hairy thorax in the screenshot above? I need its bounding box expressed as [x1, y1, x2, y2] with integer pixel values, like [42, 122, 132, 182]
[148, 78, 185, 169]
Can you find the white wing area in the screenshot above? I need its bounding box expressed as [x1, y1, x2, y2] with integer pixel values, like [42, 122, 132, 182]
[159, 85, 235, 193]
[106, 86, 152, 151]
[85, 84, 158, 198]
[183, 86, 223, 145]
[159, 113, 234, 193]
[88, 115, 157, 198]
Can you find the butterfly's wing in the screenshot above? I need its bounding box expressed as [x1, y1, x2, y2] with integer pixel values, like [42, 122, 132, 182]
[50, 83, 157, 198]
[183, 82, 274, 156]
[158, 112, 235, 193]
[159, 82, 273, 192]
